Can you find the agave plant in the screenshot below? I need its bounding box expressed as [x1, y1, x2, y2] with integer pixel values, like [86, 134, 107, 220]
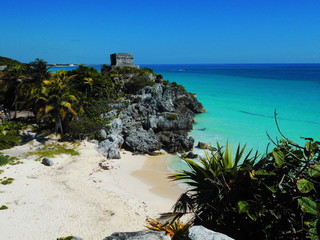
[169, 142, 260, 238]
[169, 138, 320, 240]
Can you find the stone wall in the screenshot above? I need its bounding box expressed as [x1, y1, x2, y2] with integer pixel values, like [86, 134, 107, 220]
[110, 53, 139, 68]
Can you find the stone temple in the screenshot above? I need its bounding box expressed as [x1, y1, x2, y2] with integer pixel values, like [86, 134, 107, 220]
[110, 53, 139, 68]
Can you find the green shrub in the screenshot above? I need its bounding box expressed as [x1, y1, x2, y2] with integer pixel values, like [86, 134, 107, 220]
[170, 139, 320, 240]
[0, 121, 28, 150]
[64, 117, 106, 140]
[0, 154, 20, 166]
[0, 134, 21, 150]
[0, 205, 8, 210]
[1, 177, 14, 185]
[165, 114, 179, 120]
[123, 75, 155, 94]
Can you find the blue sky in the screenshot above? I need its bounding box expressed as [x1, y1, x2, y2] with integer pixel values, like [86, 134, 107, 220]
[1, 0, 320, 64]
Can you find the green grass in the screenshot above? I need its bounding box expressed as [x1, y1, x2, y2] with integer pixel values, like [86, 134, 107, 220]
[0, 205, 8, 210]
[165, 113, 179, 120]
[0, 177, 14, 185]
[0, 154, 21, 166]
[56, 236, 76, 240]
[27, 142, 79, 161]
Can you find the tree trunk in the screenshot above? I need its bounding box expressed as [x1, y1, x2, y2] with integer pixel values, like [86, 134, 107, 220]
[55, 113, 63, 134]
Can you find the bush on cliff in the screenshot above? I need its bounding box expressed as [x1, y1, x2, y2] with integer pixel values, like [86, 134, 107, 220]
[170, 138, 320, 239]
[123, 75, 155, 94]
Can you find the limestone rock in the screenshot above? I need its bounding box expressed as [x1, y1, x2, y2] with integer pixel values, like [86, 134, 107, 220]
[103, 230, 170, 240]
[181, 152, 199, 159]
[197, 142, 215, 151]
[98, 80, 204, 157]
[188, 226, 234, 240]
[41, 157, 53, 166]
[124, 129, 161, 153]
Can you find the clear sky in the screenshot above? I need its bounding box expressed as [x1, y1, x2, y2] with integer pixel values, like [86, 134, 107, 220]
[1, 0, 320, 64]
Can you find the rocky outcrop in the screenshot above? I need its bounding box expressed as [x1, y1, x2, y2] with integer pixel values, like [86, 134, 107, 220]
[188, 226, 234, 240]
[99, 81, 204, 158]
[103, 230, 170, 240]
[102, 226, 234, 240]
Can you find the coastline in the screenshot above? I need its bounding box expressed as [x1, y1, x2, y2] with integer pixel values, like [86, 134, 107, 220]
[0, 140, 182, 240]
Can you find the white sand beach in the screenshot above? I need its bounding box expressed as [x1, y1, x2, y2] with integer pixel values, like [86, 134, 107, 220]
[0, 140, 183, 240]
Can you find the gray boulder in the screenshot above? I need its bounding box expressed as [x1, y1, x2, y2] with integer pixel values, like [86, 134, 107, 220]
[98, 136, 123, 159]
[41, 157, 53, 166]
[159, 132, 194, 153]
[108, 118, 123, 135]
[103, 230, 170, 240]
[188, 226, 234, 240]
[124, 129, 161, 153]
[197, 142, 215, 151]
[100, 129, 107, 139]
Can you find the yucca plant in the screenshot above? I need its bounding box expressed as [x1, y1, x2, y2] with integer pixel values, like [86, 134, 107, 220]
[146, 218, 191, 240]
[169, 139, 320, 240]
[169, 142, 261, 238]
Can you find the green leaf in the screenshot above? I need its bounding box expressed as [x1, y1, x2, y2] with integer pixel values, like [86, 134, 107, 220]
[309, 219, 320, 240]
[255, 169, 276, 176]
[298, 197, 319, 216]
[292, 150, 304, 159]
[297, 179, 314, 193]
[248, 212, 258, 221]
[272, 149, 285, 167]
[309, 164, 320, 178]
[237, 201, 249, 214]
[264, 184, 277, 193]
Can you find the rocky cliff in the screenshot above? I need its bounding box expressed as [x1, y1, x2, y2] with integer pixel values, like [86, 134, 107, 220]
[97, 75, 204, 159]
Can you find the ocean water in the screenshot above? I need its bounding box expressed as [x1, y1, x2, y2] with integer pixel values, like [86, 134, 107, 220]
[141, 64, 320, 169]
[51, 64, 320, 168]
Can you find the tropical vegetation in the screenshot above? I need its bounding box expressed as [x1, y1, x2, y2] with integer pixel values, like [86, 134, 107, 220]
[0, 57, 161, 145]
[169, 137, 320, 239]
[146, 218, 191, 240]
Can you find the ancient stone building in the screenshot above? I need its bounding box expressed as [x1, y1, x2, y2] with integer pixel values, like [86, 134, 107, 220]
[110, 53, 139, 68]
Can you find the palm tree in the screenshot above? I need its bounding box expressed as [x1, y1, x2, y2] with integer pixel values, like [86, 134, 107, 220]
[29, 58, 51, 83]
[0, 63, 28, 118]
[32, 70, 79, 133]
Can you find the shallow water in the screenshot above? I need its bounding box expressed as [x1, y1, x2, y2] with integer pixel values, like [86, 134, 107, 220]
[51, 64, 320, 169]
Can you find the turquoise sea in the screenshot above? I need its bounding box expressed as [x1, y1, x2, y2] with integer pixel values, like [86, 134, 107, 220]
[51, 64, 320, 167]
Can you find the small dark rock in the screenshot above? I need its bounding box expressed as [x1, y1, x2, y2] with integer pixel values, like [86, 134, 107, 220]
[197, 142, 215, 151]
[181, 152, 199, 159]
[41, 157, 53, 166]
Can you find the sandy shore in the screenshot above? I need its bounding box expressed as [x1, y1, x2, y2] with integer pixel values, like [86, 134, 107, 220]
[0, 140, 183, 240]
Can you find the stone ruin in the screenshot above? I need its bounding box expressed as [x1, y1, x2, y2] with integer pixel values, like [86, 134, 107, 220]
[110, 53, 139, 68]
